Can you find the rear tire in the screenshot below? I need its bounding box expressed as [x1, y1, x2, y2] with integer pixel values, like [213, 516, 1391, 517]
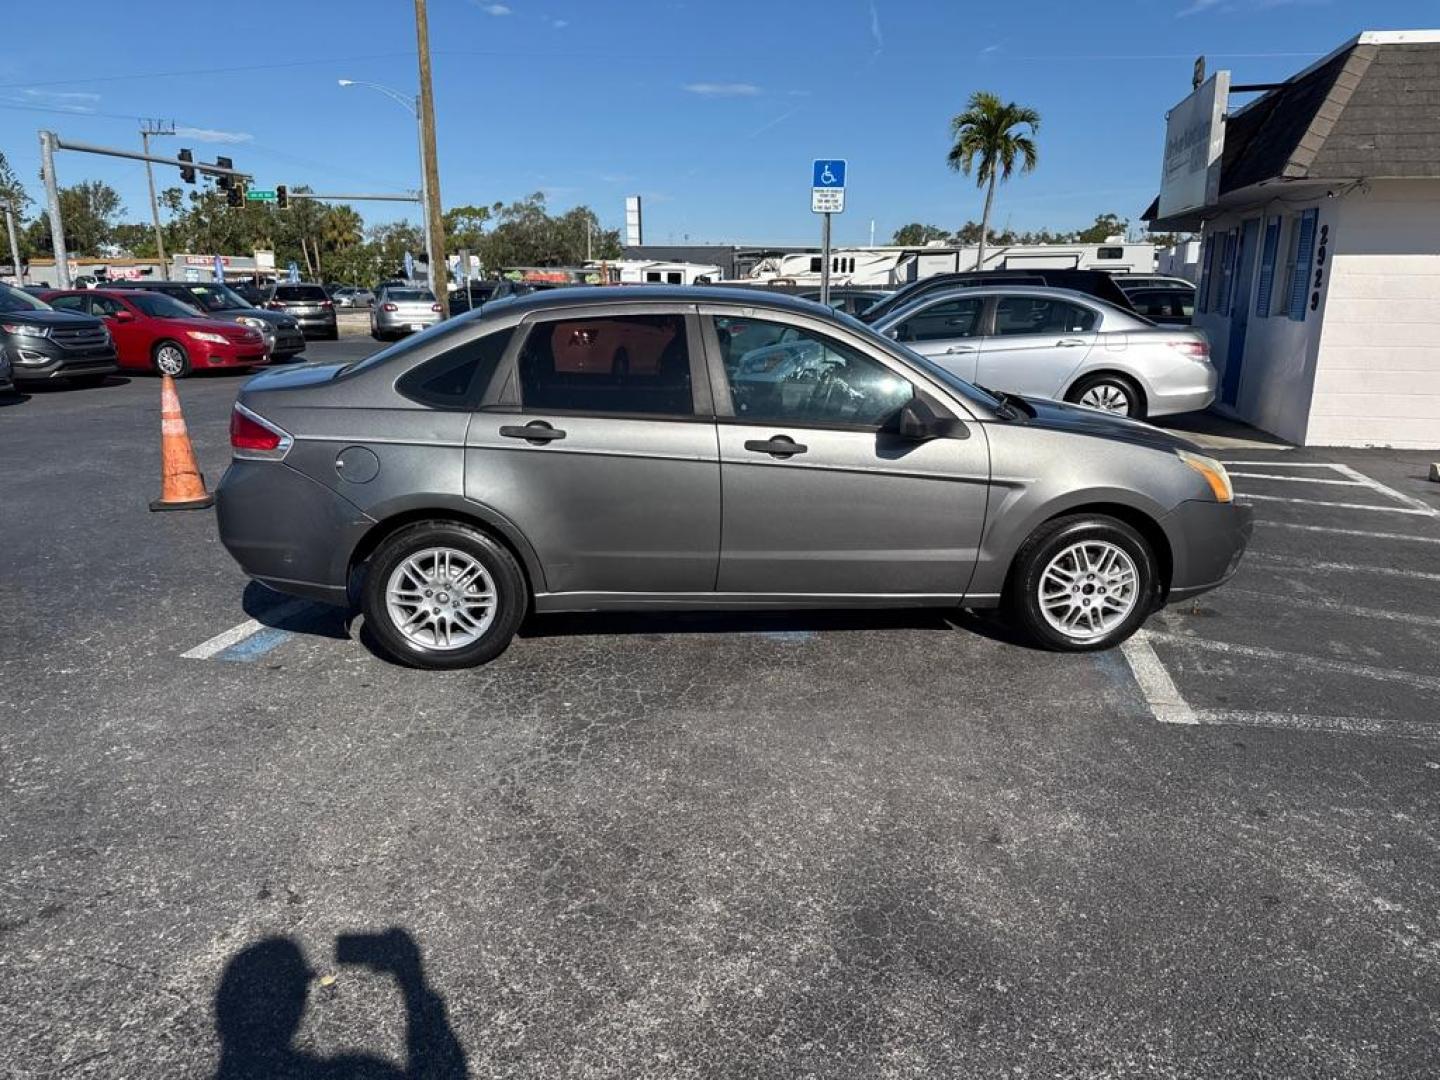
[361, 521, 527, 669]
[1005, 514, 1157, 652]
[1066, 372, 1145, 420]
[152, 341, 192, 378]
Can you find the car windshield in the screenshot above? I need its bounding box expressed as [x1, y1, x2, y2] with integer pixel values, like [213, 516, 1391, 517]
[129, 293, 203, 319]
[184, 284, 252, 311]
[386, 289, 434, 302]
[0, 283, 49, 312]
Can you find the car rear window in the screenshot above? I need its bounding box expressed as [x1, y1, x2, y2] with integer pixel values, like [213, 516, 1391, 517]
[386, 289, 434, 302]
[517, 314, 693, 416]
[274, 286, 328, 301]
[397, 329, 514, 409]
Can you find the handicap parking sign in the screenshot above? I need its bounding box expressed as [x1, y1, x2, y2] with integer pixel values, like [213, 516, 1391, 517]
[812, 159, 846, 213]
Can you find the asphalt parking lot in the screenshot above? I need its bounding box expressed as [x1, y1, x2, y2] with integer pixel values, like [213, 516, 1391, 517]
[3, 343, 1439, 1078]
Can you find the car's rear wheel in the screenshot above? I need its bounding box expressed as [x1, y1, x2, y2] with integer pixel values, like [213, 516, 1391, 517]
[152, 341, 192, 378]
[1066, 373, 1144, 419]
[1006, 514, 1157, 651]
[361, 521, 527, 669]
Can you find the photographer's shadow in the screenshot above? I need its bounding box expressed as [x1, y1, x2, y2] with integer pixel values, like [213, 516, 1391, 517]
[214, 927, 468, 1079]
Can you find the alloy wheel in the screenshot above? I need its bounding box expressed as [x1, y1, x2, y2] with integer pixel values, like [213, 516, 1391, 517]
[384, 547, 497, 651]
[155, 346, 186, 376]
[1078, 382, 1131, 414]
[1037, 540, 1139, 641]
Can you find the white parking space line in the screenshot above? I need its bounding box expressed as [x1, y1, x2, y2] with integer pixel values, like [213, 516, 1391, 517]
[1190, 709, 1439, 741]
[181, 600, 310, 660]
[1144, 632, 1440, 694]
[1237, 493, 1436, 516]
[1329, 463, 1440, 518]
[1224, 587, 1440, 629]
[1246, 552, 1440, 584]
[1221, 461, 1344, 468]
[1257, 521, 1440, 545]
[1119, 632, 1196, 725]
[1228, 472, 1366, 486]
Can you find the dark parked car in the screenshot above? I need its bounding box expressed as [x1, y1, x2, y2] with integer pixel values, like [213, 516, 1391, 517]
[1112, 274, 1197, 294]
[110, 280, 306, 361]
[217, 286, 1251, 670]
[446, 282, 500, 315]
[1125, 287, 1196, 327]
[859, 270, 1139, 325]
[257, 283, 339, 340]
[0, 282, 117, 386]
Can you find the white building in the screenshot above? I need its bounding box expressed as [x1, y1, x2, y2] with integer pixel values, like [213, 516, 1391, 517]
[1146, 30, 1440, 448]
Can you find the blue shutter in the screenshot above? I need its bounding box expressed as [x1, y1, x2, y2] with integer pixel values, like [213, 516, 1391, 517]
[1254, 216, 1281, 317]
[1287, 209, 1318, 321]
[1216, 231, 1237, 316]
[1197, 235, 1217, 313]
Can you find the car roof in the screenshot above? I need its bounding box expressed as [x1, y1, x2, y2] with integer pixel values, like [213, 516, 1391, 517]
[488, 284, 834, 317]
[876, 284, 1143, 324]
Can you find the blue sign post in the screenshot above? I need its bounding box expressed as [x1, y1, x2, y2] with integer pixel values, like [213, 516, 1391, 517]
[811, 159, 847, 306]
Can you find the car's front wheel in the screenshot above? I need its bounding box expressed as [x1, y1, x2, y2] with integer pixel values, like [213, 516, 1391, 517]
[1006, 514, 1157, 651]
[361, 521, 527, 669]
[1066, 373, 1145, 419]
[152, 341, 192, 378]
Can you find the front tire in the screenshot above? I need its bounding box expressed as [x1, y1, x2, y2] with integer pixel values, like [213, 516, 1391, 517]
[1066, 373, 1145, 420]
[361, 521, 527, 669]
[1006, 515, 1157, 651]
[152, 341, 192, 378]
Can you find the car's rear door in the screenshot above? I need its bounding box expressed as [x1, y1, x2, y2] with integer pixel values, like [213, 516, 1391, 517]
[888, 295, 986, 380]
[700, 304, 988, 600]
[975, 294, 1100, 398]
[464, 303, 720, 597]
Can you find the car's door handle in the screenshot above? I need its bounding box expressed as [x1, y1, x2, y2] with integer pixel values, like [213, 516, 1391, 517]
[744, 435, 808, 458]
[1057, 338, 1087, 347]
[944, 344, 975, 354]
[499, 421, 566, 444]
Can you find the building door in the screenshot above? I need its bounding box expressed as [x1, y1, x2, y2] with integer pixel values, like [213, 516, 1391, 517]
[1223, 218, 1261, 405]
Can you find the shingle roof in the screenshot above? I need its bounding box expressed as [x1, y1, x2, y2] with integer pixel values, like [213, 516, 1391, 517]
[1144, 35, 1440, 222]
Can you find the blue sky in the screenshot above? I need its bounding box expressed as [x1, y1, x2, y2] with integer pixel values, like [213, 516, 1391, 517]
[1, 0, 1434, 247]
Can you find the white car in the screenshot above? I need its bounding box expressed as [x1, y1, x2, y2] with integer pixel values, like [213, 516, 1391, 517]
[872, 285, 1216, 420]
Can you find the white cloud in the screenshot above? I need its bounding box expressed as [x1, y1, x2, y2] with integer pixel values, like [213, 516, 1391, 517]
[981, 43, 1002, 55]
[174, 126, 254, 144]
[683, 82, 761, 97]
[868, 0, 884, 58]
[479, 2, 512, 14]
[1176, 0, 1223, 15]
[17, 88, 99, 113]
[549, 17, 568, 27]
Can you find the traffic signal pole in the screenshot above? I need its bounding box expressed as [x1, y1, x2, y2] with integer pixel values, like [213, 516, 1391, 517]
[37, 130, 250, 288]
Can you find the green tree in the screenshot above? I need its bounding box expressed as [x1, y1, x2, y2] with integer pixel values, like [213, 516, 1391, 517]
[25, 180, 125, 256]
[891, 222, 950, 246]
[946, 91, 1039, 270]
[443, 203, 493, 253]
[1076, 212, 1128, 244]
[0, 150, 28, 211]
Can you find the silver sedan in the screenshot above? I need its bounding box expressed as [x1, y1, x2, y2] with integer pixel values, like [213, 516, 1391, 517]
[370, 286, 440, 340]
[872, 285, 1216, 419]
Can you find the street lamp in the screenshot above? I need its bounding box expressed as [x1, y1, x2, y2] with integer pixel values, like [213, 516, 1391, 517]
[338, 78, 436, 295]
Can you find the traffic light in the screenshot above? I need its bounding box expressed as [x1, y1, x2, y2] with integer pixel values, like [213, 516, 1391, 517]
[227, 185, 244, 208]
[275, 185, 288, 210]
[215, 156, 234, 192]
[178, 148, 195, 184]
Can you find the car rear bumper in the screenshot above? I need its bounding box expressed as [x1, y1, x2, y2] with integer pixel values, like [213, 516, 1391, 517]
[374, 313, 440, 334]
[1161, 499, 1254, 602]
[1146, 363, 1218, 418]
[216, 458, 373, 605]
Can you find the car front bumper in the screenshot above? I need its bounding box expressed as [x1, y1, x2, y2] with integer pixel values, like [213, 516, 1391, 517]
[1161, 498, 1254, 602]
[4, 338, 119, 382]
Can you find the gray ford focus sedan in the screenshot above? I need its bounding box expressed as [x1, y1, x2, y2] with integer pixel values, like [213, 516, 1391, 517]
[216, 287, 1251, 669]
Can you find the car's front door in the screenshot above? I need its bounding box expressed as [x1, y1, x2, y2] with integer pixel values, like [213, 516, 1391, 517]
[703, 308, 989, 599]
[464, 307, 720, 597]
[976, 294, 1100, 398]
[888, 295, 986, 380]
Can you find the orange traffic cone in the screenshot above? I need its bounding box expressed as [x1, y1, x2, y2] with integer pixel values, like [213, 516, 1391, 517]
[149, 375, 214, 512]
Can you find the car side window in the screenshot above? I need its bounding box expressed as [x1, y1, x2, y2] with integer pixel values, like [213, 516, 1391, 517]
[993, 297, 1098, 336]
[713, 316, 913, 428]
[517, 314, 693, 417]
[49, 294, 87, 313]
[397, 329, 513, 410]
[89, 295, 126, 317]
[896, 297, 984, 343]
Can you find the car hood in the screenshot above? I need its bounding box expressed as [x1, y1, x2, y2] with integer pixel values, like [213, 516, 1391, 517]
[169, 316, 264, 338]
[220, 307, 298, 329]
[0, 309, 103, 329]
[1009, 395, 1204, 454]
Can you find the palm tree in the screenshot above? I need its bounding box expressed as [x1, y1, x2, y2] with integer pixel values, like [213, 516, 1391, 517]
[946, 91, 1039, 270]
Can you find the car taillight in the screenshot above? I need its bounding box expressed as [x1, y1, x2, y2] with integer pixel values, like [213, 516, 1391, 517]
[431, 303, 441, 312]
[230, 404, 292, 460]
[383, 302, 398, 312]
[1168, 339, 1210, 361]
[321, 300, 333, 308]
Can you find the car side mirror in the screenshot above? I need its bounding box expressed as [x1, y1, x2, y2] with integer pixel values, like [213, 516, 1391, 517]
[882, 326, 900, 340]
[897, 395, 968, 441]
[112, 310, 134, 322]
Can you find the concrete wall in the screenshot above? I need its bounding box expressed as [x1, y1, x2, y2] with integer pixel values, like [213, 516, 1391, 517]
[1308, 180, 1440, 447]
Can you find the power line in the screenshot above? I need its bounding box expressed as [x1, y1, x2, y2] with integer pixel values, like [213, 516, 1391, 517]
[0, 53, 418, 91]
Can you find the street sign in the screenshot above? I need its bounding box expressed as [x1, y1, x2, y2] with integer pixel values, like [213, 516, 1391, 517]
[811, 158, 846, 214]
[287, 261, 299, 284]
[245, 190, 277, 203]
[213, 254, 225, 282]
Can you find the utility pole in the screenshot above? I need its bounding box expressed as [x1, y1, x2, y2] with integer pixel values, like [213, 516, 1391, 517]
[38, 131, 69, 288]
[414, 0, 449, 317]
[140, 119, 174, 274]
[3, 200, 22, 281]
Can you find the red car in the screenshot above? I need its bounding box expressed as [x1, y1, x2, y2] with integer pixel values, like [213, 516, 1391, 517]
[40, 289, 270, 377]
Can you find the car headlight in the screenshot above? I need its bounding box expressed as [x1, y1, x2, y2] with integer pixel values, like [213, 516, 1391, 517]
[1, 322, 49, 337]
[236, 316, 269, 332]
[1177, 449, 1233, 502]
[188, 331, 230, 345]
